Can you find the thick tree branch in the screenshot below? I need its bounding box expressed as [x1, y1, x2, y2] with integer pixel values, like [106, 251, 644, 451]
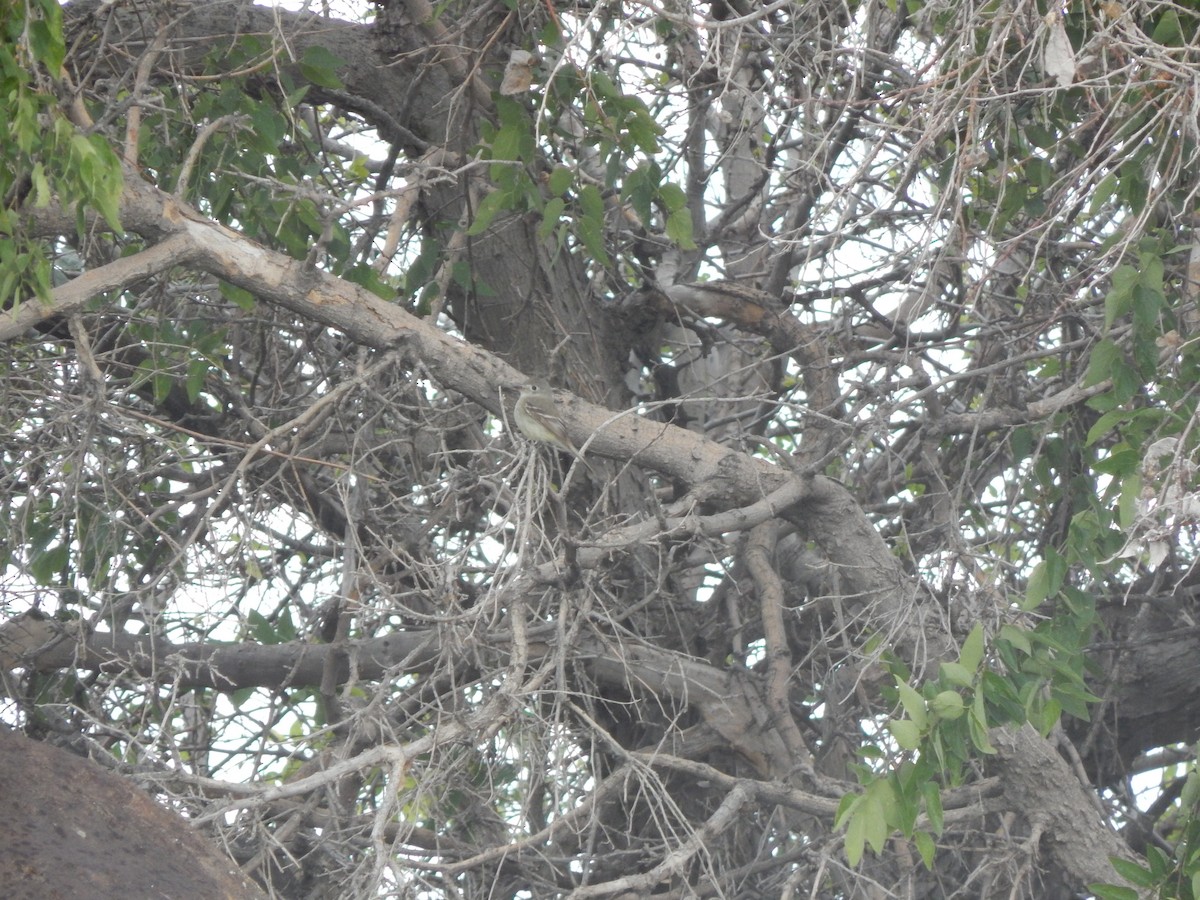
[992, 724, 1146, 896]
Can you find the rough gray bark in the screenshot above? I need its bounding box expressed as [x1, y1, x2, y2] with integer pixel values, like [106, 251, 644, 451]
[0, 727, 268, 900]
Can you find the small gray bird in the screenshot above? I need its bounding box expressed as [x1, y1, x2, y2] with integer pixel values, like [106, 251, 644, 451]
[512, 380, 594, 472]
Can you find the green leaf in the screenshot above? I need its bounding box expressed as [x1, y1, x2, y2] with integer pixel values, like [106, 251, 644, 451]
[929, 691, 965, 721]
[845, 801, 867, 867]
[27, 20, 64, 77]
[1117, 158, 1150, 212]
[539, 196, 565, 239]
[299, 45, 345, 89]
[1085, 886, 1138, 900]
[1181, 769, 1200, 811]
[623, 166, 654, 224]
[624, 110, 662, 153]
[1051, 679, 1101, 720]
[1104, 265, 1138, 329]
[897, 679, 928, 729]
[73, 133, 124, 231]
[998, 624, 1031, 655]
[539, 17, 562, 45]
[888, 718, 922, 751]
[220, 281, 256, 311]
[1085, 338, 1122, 387]
[578, 215, 608, 262]
[665, 206, 696, 249]
[284, 84, 310, 108]
[914, 830, 936, 869]
[243, 556, 264, 581]
[834, 791, 860, 827]
[152, 371, 173, 404]
[1152, 9, 1184, 45]
[929, 730, 947, 774]
[1023, 551, 1066, 611]
[589, 70, 620, 101]
[865, 781, 893, 853]
[1145, 844, 1170, 878]
[1029, 696, 1062, 735]
[30, 543, 68, 585]
[548, 166, 573, 196]
[1139, 250, 1164, 292]
[1088, 172, 1119, 217]
[492, 121, 526, 161]
[1086, 409, 1135, 446]
[576, 184, 610, 263]
[346, 155, 370, 182]
[939, 661, 974, 689]
[185, 358, 209, 403]
[1117, 473, 1141, 529]
[467, 189, 510, 235]
[921, 782, 944, 835]
[246, 609, 298, 644]
[658, 182, 687, 212]
[275, 608, 298, 642]
[249, 105, 285, 149]
[1096, 446, 1144, 480]
[1109, 856, 1156, 887]
[30, 162, 51, 207]
[578, 182, 605, 218]
[959, 622, 985, 673]
[968, 689, 996, 754]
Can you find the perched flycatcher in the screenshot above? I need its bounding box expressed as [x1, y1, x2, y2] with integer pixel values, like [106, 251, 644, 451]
[513, 380, 593, 471]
